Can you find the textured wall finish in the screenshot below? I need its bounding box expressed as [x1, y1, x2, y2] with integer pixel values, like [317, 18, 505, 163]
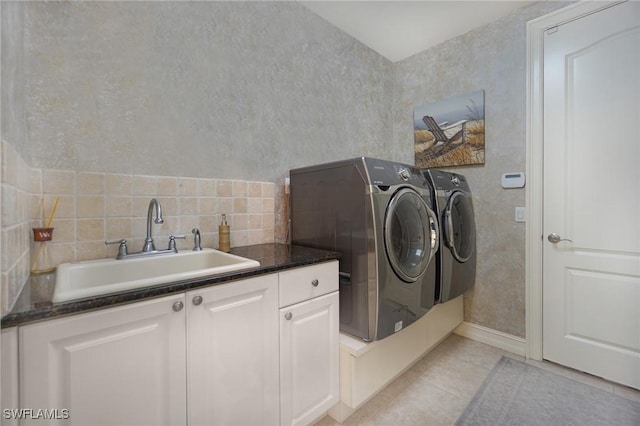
[2, 0, 572, 337]
[1, 1, 25, 151]
[392, 1, 568, 338]
[20, 1, 393, 181]
[2, 1, 393, 314]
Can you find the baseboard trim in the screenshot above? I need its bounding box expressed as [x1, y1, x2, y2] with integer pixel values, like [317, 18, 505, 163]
[454, 321, 526, 357]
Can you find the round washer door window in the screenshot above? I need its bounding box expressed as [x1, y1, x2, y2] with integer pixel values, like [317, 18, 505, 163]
[445, 191, 475, 262]
[384, 188, 439, 283]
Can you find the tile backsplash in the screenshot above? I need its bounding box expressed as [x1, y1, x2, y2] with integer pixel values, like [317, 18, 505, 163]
[1, 140, 33, 315]
[1, 140, 276, 315]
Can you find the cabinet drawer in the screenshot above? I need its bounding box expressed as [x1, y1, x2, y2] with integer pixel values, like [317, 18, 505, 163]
[279, 261, 338, 307]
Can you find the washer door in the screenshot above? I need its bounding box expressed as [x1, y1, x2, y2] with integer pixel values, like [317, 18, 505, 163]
[444, 191, 475, 262]
[384, 188, 439, 283]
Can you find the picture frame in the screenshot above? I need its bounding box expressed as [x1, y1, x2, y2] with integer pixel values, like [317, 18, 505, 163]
[414, 89, 485, 168]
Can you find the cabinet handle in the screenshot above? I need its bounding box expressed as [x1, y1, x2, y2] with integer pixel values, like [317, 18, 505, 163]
[192, 295, 203, 306]
[172, 301, 184, 312]
[311, 279, 319, 287]
[284, 312, 293, 320]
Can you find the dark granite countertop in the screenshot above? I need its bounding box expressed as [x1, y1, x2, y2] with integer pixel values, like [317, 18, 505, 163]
[1, 243, 340, 329]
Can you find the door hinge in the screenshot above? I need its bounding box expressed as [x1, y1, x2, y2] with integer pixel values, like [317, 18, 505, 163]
[545, 25, 559, 35]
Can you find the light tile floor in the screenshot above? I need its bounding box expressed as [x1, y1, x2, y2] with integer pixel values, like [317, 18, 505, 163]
[315, 333, 640, 425]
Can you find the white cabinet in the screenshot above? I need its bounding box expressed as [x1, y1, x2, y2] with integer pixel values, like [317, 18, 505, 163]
[187, 274, 279, 426]
[20, 293, 187, 426]
[15, 262, 338, 426]
[279, 261, 339, 426]
[18, 274, 279, 426]
[2, 327, 19, 426]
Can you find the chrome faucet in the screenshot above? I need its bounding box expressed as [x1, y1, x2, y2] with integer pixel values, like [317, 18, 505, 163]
[143, 198, 164, 252]
[105, 198, 187, 259]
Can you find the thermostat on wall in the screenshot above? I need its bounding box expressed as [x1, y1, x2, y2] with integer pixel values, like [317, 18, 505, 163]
[501, 172, 525, 188]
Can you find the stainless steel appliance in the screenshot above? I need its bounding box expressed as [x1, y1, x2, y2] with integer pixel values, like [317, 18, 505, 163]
[290, 157, 439, 341]
[424, 169, 476, 303]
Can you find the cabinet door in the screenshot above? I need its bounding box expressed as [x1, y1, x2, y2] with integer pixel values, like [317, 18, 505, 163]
[20, 294, 187, 426]
[280, 291, 339, 426]
[187, 274, 279, 426]
[2, 327, 19, 426]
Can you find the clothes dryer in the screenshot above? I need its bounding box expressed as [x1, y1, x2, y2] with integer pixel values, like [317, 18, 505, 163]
[425, 169, 476, 303]
[290, 157, 440, 341]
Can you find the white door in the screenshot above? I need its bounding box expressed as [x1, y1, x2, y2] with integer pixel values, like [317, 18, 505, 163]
[187, 274, 280, 426]
[20, 294, 188, 426]
[542, 0, 640, 389]
[280, 291, 339, 426]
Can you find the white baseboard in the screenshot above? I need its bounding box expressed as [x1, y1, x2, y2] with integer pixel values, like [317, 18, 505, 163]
[454, 321, 526, 357]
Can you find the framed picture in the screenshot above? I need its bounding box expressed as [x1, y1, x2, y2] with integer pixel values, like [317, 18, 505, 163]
[414, 89, 485, 168]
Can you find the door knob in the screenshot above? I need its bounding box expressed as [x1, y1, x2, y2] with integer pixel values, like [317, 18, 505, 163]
[172, 301, 184, 312]
[192, 295, 203, 306]
[547, 233, 573, 243]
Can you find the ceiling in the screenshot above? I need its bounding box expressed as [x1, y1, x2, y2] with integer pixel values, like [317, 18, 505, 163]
[299, 1, 536, 62]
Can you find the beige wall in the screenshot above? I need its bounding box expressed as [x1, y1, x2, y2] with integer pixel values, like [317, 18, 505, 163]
[1, 1, 392, 314]
[1, 142, 31, 314]
[10, 1, 393, 180]
[2, 1, 569, 336]
[392, 1, 569, 338]
[0, 139, 276, 314]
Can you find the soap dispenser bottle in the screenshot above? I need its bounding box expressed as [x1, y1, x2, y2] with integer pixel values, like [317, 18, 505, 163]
[219, 214, 230, 252]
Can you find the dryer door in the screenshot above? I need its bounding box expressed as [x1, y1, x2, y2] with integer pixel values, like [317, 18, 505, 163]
[444, 191, 475, 262]
[384, 188, 439, 283]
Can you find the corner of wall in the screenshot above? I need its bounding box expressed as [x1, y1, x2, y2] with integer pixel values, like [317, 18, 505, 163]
[1, 140, 34, 316]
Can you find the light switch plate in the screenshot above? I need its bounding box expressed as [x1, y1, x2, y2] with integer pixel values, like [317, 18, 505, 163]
[515, 207, 526, 222]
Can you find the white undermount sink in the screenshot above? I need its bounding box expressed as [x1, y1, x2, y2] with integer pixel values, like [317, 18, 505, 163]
[52, 248, 260, 303]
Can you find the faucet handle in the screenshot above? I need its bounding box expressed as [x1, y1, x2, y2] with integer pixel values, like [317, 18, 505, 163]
[168, 234, 187, 251]
[105, 239, 128, 259]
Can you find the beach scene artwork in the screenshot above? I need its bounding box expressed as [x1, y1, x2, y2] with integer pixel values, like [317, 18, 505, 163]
[414, 89, 485, 168]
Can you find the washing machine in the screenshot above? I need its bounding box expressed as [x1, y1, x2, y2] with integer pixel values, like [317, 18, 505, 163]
[290, 157, 440, 341]
[425, 169, 476, 303]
